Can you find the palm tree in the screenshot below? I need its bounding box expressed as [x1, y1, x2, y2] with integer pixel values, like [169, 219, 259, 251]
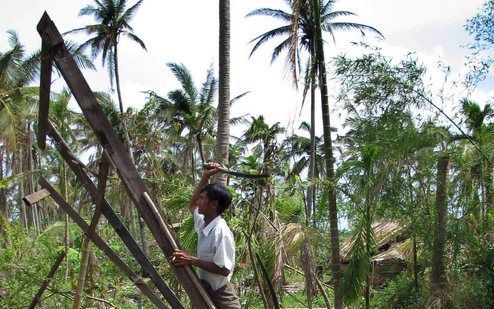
[460, 98, 494, 221]
[0, 30, 40, 231]
[146, 63, 217, 181]
[248, 0, 382, 86]
[249, 2, 382, 307]
[428, 154, 452, 308]
[242, 116, 286, 306]
[66, 0, 146, 161]
[216, 0, 231, 185]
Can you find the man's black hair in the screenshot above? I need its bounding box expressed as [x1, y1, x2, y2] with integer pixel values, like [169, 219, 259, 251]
[201, 182, 232, 215]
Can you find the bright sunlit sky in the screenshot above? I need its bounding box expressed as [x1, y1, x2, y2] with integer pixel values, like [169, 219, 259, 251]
[1, 0, 492, 138]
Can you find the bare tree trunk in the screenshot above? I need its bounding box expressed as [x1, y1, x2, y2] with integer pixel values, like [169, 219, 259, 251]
[302, 242, 315, 309]
[0, 148, 7, 243]
[308, 51, 317, 228]
[272, 215, 284, 307]
[19, 148, 28, 228]
[428, 154, 451, 308]
[413, 236, 419, 290]
[484, 162, 493, 219]
[312, 0, 341, 307]
[63, 162, 70, 284]
[215, 0, 231, 185]
[74, 238, 91, 309]
[114, 43, 139, 248]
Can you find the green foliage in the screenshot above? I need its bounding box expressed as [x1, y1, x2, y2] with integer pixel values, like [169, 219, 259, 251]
[178, 215, 197, 254]
[452, 244, 494, 308]
[275, 195, 304, 223]
[371, 274, 426, 309]
[340, 217, 374, 304]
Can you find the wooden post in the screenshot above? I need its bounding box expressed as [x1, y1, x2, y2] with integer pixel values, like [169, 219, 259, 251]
[28, 250, 66, 309]
[37, 12, 213, 308]
[39, 177, 169, 309]
[45, 122, 183, 309]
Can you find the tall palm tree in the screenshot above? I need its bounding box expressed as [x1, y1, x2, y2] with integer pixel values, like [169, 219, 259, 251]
[67, 0, 146, 161]
[216, 0, 231, 185]
[248, 0, 382, 86]
[249, 1, 382, 307]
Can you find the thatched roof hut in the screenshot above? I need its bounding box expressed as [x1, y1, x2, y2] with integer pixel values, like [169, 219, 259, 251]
[341, 221, 412, 287]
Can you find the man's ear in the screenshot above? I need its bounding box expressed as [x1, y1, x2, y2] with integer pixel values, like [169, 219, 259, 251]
[211, 200, 219, 213]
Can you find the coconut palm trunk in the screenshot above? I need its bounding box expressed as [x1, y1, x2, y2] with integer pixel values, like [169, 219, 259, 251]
[309, 51, 317, 227]
[113, 44, 134, 163]
[312, 0, 342, 307]
[485, 162, 493, 215]
[0, 148, 6, 240]
[216, 0, 231, 185]
[18, 147, 28, 228]
[428, 154, 451, 307]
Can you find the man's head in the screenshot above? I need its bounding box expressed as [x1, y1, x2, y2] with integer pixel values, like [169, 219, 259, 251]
[198, 183, 232, 216]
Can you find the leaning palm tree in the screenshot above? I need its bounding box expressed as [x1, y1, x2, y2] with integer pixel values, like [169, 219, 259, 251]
[66, 0, 146, 161]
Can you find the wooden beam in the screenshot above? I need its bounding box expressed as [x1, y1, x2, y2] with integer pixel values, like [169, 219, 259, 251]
[36, 41, 53, 150]
[23, 188, 50, 206]
[45, 121, 183, 309]
[37, 13, 213, 309]
[28, 250, 66, 309]
[39, 177, 169, 309]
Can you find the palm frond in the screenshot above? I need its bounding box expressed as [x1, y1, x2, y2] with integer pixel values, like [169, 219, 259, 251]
[230, 91, 250, 106]
[123, 32, 147, 51]
[248, 26, 293, 58]
[167, 62, 197, 102]
[246, 8, 292, 22]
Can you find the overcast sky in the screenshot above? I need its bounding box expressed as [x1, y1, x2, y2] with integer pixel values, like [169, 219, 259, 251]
[1, 0, 491, 137]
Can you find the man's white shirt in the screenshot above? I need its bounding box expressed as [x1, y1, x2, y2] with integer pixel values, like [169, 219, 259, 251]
[193, 208, 235, 291]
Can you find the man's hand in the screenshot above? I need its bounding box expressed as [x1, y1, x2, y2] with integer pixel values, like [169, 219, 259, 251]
[202, 161, 222, 178]
[172, 249, 230, 276]
[171, 249, 198, 266]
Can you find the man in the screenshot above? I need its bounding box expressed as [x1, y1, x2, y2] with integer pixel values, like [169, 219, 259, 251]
[172, 163, 241, 308]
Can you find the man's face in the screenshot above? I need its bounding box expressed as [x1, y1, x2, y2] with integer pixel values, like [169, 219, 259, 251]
[197, 191, 216, 216]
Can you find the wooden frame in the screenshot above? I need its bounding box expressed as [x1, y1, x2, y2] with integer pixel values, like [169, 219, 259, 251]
[39, 177, 168, 309]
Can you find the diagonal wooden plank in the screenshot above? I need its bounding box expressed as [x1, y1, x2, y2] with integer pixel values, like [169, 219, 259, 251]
[46, 121, 184, 309]
[37, 12, 214, 309]
[28, 250, 66, 309]
[39, 177, 169, 309]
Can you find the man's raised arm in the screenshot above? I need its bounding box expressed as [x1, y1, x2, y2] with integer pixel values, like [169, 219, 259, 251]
[188, 162, 221, 213]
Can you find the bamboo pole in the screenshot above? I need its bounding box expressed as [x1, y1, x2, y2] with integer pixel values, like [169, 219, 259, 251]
[73, 155, 110, 309]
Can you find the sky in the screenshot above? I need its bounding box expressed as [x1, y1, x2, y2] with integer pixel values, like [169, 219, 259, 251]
[1, 0, 492, 139]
